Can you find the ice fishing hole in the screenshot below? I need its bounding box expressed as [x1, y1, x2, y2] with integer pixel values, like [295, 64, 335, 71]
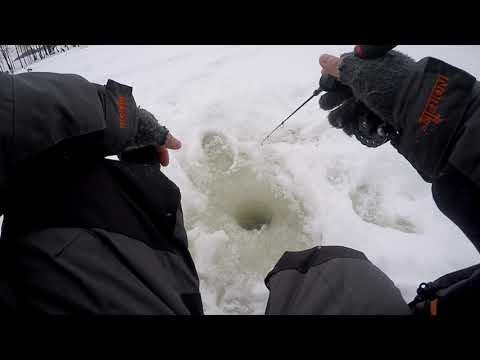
[234, 200, 274, 230]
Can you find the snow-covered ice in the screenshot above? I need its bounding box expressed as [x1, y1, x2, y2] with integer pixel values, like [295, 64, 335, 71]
[10, 45, 480, 314]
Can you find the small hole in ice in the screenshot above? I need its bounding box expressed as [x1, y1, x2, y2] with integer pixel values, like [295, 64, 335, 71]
[234, 201, 273, 231]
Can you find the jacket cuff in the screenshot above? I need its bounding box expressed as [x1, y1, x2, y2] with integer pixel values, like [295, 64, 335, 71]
[102, 80, 138, 155]
[390, 57, 476, 182]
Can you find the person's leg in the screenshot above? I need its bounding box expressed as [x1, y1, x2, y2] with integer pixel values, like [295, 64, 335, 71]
[264, 246, 411, 315]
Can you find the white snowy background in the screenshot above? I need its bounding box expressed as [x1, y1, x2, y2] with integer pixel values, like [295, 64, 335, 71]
[11, 45, 480, 314]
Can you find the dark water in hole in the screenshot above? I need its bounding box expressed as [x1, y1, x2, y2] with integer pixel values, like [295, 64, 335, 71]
[234, 201, 274, 230]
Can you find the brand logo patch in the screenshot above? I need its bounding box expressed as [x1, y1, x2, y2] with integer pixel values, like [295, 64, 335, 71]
[118, 96, 127, 129]
[418, 74, 449, 131]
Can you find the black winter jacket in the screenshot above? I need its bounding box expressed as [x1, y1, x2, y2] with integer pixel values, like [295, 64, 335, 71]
[0, 72, 203, 313]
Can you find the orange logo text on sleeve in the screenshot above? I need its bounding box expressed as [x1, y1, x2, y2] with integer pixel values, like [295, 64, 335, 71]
[118, 96, 127, 129]
[419, 74, 449, 131]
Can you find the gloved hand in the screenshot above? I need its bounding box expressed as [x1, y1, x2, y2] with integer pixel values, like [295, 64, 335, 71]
[319, 50, 417, 147]
[320, 50, 478, 183]
[119, 107, 181, 166]
[318, 73, 395, 148]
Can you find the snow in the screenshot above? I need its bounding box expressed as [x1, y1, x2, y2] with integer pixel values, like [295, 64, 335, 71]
[13, 45, 480, 314]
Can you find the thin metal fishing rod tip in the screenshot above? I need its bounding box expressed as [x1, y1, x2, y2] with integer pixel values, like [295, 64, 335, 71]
[260, 123, 284, 146]
[260, 87, 322, 146]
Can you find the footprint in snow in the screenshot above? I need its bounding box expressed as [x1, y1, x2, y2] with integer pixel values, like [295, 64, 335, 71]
[349, 183, 417, 234]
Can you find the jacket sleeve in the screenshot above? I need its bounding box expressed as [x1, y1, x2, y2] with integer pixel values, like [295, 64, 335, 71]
[389, 57, 477, 183]
[389, 58, 480, 251]
[0, 72, 139, 211]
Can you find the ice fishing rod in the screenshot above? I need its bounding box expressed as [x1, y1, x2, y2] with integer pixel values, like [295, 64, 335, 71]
[260, 45, 397, 146]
